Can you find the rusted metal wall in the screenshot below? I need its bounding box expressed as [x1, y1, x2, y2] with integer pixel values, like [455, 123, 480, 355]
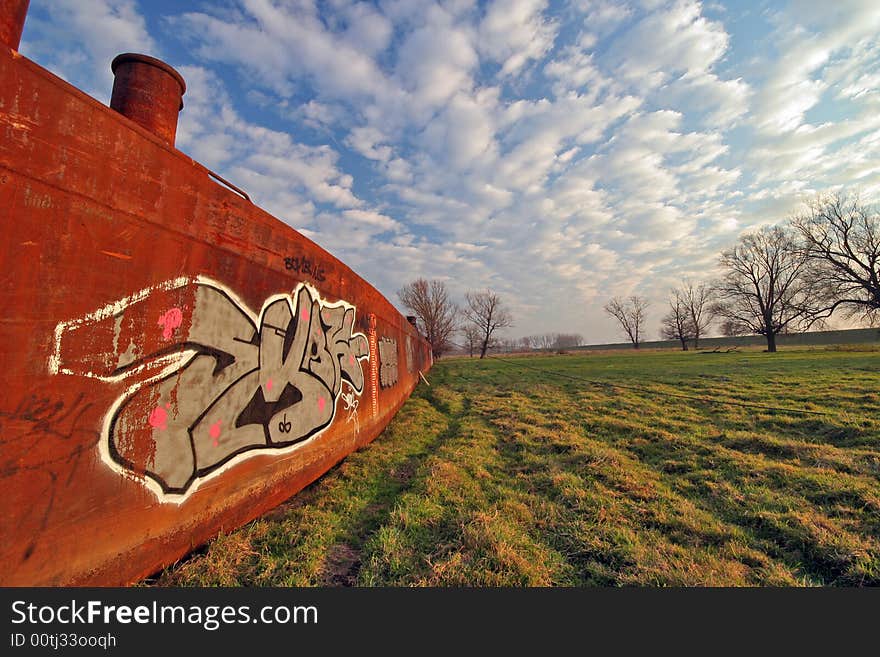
[0, 36, 432, 585]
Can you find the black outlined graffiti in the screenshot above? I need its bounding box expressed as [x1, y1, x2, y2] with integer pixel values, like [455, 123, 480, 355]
[378, 337, 398, 388]
[50, 278, 369, 498]
[284, 255, 326, 282]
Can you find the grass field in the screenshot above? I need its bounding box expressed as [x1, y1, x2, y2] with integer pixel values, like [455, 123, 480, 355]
[149, 345, 880, 586]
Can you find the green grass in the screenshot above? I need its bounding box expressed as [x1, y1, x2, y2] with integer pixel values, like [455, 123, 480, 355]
[148, 346, 880, 587]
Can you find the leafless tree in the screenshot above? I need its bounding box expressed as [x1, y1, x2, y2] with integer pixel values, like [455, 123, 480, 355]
[519, 336, 533, 351]
[536, 333, 556, 350]
[463, 289, 513, 358]
[720, 319, 748, 337]
[603, 296, 649, 348]
[397, 279, 458, 359]
[660, 291, 694, 350]
[461, 324, 481, 358]
[681, 281, 713, 348]
[498, 338, 520, 353]
[553, 333, 583, 349]
[711, 225, 821, 352]
[791, 192, 880, 324]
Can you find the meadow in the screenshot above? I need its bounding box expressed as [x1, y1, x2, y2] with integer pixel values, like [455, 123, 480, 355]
[150, 346, 880, 586]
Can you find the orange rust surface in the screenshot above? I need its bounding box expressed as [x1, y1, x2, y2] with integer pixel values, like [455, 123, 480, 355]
[0, 45, 432, 586]
[110, 53, 185, 146]
[0, 0, 28, 51]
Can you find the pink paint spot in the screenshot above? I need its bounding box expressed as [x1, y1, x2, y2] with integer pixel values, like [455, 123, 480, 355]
[349, 354, 355, 365]
[209, 420, 222, 447]
[165, 403, 171, 409]
[300, 307, 310, 322]
[266, 378, 273, 392]
[318, 397, 326, 412]
[148, 406, 168, 431]
[158, 307, 183, 340]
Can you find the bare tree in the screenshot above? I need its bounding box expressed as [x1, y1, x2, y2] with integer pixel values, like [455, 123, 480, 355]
[720, 319, 748, 337]
[463, 289, 513, 358]
[603, 296, 649, 348]
[536, 333, 556, 350]
[791, 192, 880, 324]
[681, 281, 713, 348]
[711, 225, 821, 353]
[397, 279, 458, 359]
[461, 324, 481, 358]
[498, 338, 520, 353]
[660, 291, 694, 350]
[553, 333, 583, 349]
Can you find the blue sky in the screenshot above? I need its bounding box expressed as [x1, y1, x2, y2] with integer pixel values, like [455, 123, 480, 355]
[19, 0, 880, 343]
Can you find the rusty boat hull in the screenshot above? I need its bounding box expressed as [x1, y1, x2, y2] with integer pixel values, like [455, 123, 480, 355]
[0, 27, 431, 585]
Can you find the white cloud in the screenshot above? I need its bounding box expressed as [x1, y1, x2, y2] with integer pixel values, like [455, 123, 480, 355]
[663, 72, 751, 128]
[571, 0, 634, 34]
[394, 17, 477, 111]
[346, 126, 394, 162]
[478, 0, 557, 77]
[23, 0, 157, 101]
[19, 0, 880, 342]
[603, 0, 730, 92]
[753, 0, 880, 134]
[177, 66, 365, 224]
[174, 0, 395, 101]
[544, 45, 611, 97]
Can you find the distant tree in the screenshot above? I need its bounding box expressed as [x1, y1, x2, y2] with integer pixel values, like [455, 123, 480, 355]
[660, 291, 694, 350]
[791, 192, 880, 324]
[461, 324, 481, 358]
[463, 289, 513, 359]
[397, 279, 458, 359]
[553, 333, 583, 349]
[711, 225, 821, 353]
[519, 336, 533, 351]
[719, 319, 749, 337]
[681, 281, 713, 348]
[603, 296, 649, 349]
[498, 338, 519, 353]
[536, 333, 556, 350]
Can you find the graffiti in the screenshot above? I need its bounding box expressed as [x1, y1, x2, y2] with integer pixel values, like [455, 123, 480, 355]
[406, 336, 414, 374]
[378, 337, 399, 388]
[50, 276, 369, 500]
[284, 255, 327, 282]
[0, 392, 94, 444]
[1, 392, 100, 555]
[157, 308, 183, 340]
[340, 389, 360, 435]
[367, 314, 378, 417]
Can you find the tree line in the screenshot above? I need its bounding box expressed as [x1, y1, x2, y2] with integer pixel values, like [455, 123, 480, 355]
[604, 193, 880, 352]
[397, 280, 513, 359]
[400, 193, 878, 358]
[397, 280, 588, 358]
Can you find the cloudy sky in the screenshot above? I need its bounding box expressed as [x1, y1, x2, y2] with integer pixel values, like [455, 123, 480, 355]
[20, 0, 880, 344]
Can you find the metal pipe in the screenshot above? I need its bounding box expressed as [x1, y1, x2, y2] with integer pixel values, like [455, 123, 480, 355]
[110, 53, 186, 147]
[0, 0, 30, 51]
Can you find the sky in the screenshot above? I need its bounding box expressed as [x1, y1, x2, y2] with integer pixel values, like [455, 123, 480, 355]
[19, 0, 880, 344]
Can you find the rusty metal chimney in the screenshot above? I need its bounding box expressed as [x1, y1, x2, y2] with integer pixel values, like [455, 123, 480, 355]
[0, 0, 29, 51]
[110, 53, 186, 147]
